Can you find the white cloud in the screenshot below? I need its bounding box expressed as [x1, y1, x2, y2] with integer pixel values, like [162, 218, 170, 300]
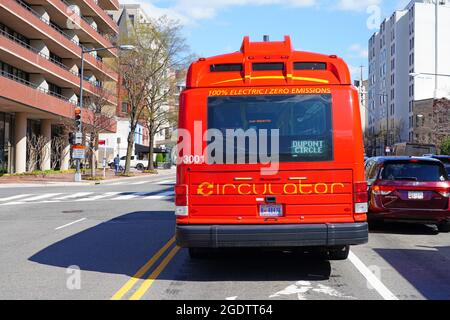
[337, 0, 382, 12]
[348, 43, 369, 58]
[120, 0, 317, 25]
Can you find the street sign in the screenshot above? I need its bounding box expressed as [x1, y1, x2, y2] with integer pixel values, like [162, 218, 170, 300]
[99, 140, 106, 145]
[385, 146, 391, 153]
[72, 146, 85, 159]
[75, 132, 83, 145]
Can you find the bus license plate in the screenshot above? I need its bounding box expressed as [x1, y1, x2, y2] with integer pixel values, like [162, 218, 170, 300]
[408, 191, 424, 200]
[260, 205, 283, 217]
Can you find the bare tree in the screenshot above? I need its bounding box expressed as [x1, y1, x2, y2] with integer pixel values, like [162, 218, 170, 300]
[119, 16, 190, 174]
[26, 134, 50, 172]
[83, 80, 116, 177]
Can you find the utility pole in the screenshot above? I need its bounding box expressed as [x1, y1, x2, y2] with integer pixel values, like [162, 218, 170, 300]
[435, 0, 439, 98]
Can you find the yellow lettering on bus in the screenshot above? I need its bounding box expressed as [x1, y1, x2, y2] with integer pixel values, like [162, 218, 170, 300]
[283, 183, 298, 195]
[314, 183, 328, 194]
[238, 184, 252, 195]
[331, 183, 345, 193]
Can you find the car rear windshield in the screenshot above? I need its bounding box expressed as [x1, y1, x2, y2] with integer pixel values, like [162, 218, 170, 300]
[380, 161, 448, 182]
[207, 94, 333, 163]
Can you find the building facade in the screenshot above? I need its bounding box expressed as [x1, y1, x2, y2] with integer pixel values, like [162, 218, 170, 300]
[367, 0, 450, 155]
[0, 0, 119, 173]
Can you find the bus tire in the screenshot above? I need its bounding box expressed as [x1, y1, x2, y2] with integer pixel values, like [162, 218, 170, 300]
[328, 245, 350, 260]
[437, 221, 450, 233]
[188, 248, 209, 259]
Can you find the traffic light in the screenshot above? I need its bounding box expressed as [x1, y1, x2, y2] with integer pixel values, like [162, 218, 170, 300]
[68, 132, 74, 145]
[74, 107, 82, 132]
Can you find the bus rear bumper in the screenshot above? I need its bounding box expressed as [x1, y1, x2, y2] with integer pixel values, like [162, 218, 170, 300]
[176, 223, 368, 248]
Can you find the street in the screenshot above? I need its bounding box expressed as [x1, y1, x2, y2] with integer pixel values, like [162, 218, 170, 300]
[0, 172, 449, 300]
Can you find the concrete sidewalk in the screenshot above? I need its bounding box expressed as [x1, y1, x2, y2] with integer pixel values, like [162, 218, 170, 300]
[0, 167, 176, 188]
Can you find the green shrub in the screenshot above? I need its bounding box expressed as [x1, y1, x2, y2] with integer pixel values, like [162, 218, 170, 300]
[156, 153, 164, 163]
[441, 137, 450, 155]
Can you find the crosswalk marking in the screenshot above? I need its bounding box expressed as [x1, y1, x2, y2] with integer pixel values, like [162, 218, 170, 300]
[144, 191, 175, 199]
[111, 192, 150, 200]
[76, 192, 121, 202]
[54, 192, 93, 200]
[0, 194, 32, 202]
[0, 190, 174, 206]
[155, 179, 176, 185]
[130, 181, 149, 185]
[19, 193, 62, 202]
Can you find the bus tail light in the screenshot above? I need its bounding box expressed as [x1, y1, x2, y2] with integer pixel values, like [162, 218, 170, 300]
[175, 185, 188, 216]
[354, 182, 368, 214]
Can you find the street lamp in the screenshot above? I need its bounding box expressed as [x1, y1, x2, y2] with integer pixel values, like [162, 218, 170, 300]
[74, 44, 135, 182]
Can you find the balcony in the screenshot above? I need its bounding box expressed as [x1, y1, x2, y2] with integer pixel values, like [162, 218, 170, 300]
[0, 71, 117, 132]
[0, 29, 117, 105]
[0, 70, 76, 119]
[0, 0, 118, 81]
[69, 0, 119, 35]
[45, 0, 118, 57]
[98, 0, 119, 11]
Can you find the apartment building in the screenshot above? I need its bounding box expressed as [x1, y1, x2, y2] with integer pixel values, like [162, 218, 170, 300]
[367, 0, 450, 155]
[0, 0, 119, 173]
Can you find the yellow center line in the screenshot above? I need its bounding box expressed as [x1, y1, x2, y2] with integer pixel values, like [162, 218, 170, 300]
[111, 236, 175, 300]
[129, 245, 181, 300]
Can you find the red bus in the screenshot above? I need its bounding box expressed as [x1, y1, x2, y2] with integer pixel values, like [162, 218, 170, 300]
[175, 36, 368, 260]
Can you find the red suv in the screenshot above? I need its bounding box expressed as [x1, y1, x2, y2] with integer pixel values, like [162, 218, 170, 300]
[365, 157, 450, 232]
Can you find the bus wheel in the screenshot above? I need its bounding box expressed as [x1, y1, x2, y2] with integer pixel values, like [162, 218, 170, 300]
[328, 245, 350, 260]
[188, 248, 210, 259]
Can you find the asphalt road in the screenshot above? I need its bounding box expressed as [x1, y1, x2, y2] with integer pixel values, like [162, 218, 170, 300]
[0, 173, 449, 300]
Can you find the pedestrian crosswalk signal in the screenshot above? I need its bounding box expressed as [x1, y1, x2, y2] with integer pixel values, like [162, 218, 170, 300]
[74, 107, 82, 132]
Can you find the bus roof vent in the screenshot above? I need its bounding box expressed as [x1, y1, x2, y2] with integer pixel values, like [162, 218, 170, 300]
[240, 35, 292, 57]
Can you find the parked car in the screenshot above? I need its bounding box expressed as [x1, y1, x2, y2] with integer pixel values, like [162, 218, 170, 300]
[364, 157, 450, 232]
[108, 156, 149, 171]
[423, 155, 450, 175]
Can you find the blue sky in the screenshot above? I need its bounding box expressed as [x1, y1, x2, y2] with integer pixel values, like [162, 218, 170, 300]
[121, 0, 412, 79]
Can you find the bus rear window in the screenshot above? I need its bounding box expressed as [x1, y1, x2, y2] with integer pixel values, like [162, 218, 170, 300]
[380, 161, 448, 182]
[207, 94, 333, 163]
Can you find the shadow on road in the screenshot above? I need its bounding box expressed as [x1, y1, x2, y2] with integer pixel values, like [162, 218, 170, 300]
[29, 209, 332, 282]
[369, 222, 439, 235]
[29, 211, 175, 278]
[168, 249, 332, 282]
[374, 246, 450, 300]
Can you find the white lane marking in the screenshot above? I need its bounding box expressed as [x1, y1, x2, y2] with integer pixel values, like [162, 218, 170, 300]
[144, 191, 174, 199]
[76, 192, 120, 201]
[54, 192, 93, 200]
[155, 179, 176, 185]
[19, 193, 62, 202]
[55, 218, 87, 230]
[348, 251, 398, 300]
[108, 182, 126, 186]
[225, 296, 238, 300]
[269, 281, 355, 300]
[130, 181, 149, 185]
[111, 192, 149, 200]
[0, 194, 33, 202]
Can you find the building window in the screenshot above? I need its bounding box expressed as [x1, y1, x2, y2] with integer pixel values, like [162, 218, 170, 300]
[48, 82, 62, 96]
[121, 102, 128, 113]
[128, 14, 135, 26]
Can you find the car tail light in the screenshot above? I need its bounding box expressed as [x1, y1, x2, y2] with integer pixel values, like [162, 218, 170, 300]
[175, 184, 188, 216]
[437, 188, 450, 198]
[354, 182, 368, 213]
[372, 185, 396, 196]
